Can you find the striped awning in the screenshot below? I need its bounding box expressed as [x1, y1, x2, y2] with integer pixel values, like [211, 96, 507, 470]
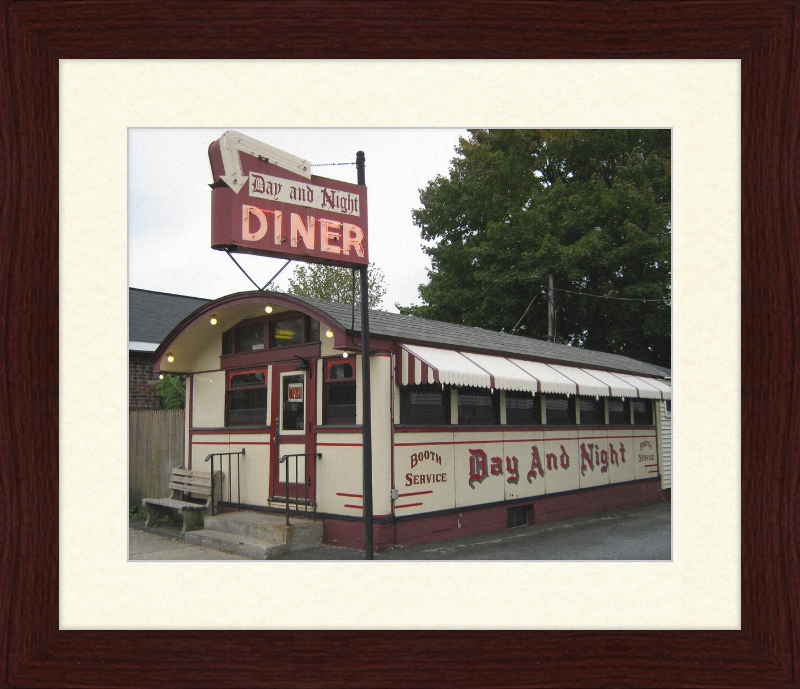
[577, 368, 640, 398]
[397, 343, 670, 400]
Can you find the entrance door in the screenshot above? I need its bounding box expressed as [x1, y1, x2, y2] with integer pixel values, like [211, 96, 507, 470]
[270, 363, 315, 503]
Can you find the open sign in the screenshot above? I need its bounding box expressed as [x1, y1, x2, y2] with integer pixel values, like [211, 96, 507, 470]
[287, 383, 304, 401]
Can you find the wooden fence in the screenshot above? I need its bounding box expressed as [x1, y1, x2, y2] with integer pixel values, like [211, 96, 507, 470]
[129, 409, 185, 508]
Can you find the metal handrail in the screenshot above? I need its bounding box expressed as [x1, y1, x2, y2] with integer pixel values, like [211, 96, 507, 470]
[279, 453, 321, 525]
[204, 448, 245, 515]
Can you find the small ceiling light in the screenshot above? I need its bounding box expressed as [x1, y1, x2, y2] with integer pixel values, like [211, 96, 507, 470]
[210, 316, 218, 325]
[167, 354, 175, 363]
[342, 352, 349, 359]
[159, 374, 164, 380]
[265, 305, 273, 314]
[325, 329, 334, 338]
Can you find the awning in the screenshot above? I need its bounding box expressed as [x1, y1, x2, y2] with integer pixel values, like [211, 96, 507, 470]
[400, 344, 490, 388]
[629, 374, 671, 400]
[578, 368, 640, 398]
[548, 364, 610, 397]
[611, 373, 669, 400]
[397, 343, 670, 400]
[505, 359, 576, 395]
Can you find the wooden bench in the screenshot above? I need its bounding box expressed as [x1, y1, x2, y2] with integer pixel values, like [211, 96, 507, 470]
[142, 468, 214, 535]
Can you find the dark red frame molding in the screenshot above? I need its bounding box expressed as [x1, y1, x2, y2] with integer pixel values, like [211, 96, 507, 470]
[2, 2, 798, 688]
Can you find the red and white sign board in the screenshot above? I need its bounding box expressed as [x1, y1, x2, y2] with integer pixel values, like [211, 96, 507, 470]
[209, 131, 368, 267]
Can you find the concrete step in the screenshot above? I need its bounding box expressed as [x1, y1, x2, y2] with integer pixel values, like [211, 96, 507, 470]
[189, 510, 323, 559]
[185, 528, 288, 560]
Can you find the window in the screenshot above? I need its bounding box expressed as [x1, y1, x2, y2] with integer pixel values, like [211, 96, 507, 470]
[632, 399, 654, 425]
[457, 387, 500, 426]
[222, 315, 320, 355]
[579, 396, 604, 425]
[545, 394, 576, 425]
[226, 369, 267, 427]
[270, 317, 304, 348]
[281, 374, 305, 431]
[323, 359, 356, 425]
[505, 391, 541, 426]
[400, 384, 450, 426]
[608, 398, 630, 425]
[237, 323, 265, 351]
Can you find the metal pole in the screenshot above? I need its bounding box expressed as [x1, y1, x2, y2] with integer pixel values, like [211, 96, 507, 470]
[356, 150, 374, 559]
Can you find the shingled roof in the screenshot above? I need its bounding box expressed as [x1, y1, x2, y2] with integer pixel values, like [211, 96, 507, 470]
[129, 288, 211, 345]
[287, 293, 666, 378]
[142, 288, 667, 378]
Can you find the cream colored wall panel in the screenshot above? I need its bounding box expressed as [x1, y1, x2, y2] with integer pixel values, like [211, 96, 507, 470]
[541, 430, 581, 495]
[184, 377, 192, 467]
[633, 429, 660, 481]
[369, 356, 394, 517]
[315, 433, 363, 516]
[607, 428, 636, 484]
[189, 434, 229, 474]
[230, 436, 270, 508]
[453, 431, 506, 508]
[577, 429, 611, 490]
[319, 328, 340, 357]
[393, 382, 401, 425]
[394, 432, 456, 516]
[191, 372, 225, 428]
[355, 355, 363, 424]
[502, 430, 546, 500]
[316, 359, 323, 422]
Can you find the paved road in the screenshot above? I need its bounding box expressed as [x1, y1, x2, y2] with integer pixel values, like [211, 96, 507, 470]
[129, 501, 671, 561]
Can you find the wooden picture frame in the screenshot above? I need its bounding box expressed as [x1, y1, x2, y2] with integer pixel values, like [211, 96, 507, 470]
[1, 2, 797, 687]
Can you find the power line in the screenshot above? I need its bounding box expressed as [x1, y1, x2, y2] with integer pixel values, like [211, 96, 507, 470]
[554, 287, 670, 303]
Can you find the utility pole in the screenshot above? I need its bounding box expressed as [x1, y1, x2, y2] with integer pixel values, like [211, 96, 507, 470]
[356, 150, 374, 560]
[547, 274, 555, 342]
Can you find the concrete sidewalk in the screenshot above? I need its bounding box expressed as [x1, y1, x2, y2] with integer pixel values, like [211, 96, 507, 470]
[129, 500, 671, 561]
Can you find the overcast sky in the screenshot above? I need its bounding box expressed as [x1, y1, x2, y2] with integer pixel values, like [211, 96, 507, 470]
[128, 128, 469, 311]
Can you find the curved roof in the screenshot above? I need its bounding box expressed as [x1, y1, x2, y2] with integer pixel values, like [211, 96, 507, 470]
[155, 290, 667, 378]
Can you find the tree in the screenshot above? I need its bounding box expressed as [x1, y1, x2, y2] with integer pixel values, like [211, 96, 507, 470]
[400, 129, 671, 366]
[286, 262, 387, 308]
[155, 374, 186, 409]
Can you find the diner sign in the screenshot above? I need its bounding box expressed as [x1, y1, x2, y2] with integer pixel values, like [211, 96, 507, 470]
[209, 131, 368, 267]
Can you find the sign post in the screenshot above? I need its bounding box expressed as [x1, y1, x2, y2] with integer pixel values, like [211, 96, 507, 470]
[356, 151, 373, 559]
[207, 132, 374, 559]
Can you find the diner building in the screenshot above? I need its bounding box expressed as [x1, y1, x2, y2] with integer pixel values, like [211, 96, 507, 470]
[153, 290, 671, 550]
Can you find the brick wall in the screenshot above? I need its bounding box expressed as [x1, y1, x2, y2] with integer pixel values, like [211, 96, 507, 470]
[129, 350, 162, 410]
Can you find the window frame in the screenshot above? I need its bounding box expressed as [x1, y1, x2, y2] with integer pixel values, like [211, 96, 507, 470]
[225, 367, 269, 428]
[322, 357, 357, 426]
[544, 393, 577, 426]
[399, 383, 452, 427]
[504, 390, 543, 427]
[632, 398, 655, 425]
[222, 313, 321, 357]
[456, 386, 501, 426]
[578, 395, 605, 425]
[607, 397, 632, 425]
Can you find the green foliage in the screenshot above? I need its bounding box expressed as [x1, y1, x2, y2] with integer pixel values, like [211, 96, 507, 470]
[155, 374, 186, 409]
[401, 129, 671, 366]
[129, 505, 146, 521]
[287, 262, 387, 308]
